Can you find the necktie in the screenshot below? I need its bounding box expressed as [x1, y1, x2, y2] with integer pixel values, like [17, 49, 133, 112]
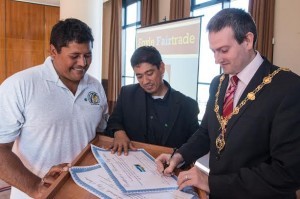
[223, 75, 239, 118]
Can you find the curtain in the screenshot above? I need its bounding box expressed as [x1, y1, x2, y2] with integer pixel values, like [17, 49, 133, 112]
[169, 0, 190, 21]
[141, 0, 159, 27]
[107, 0, 122, 113]
[248, 0, 275, 62]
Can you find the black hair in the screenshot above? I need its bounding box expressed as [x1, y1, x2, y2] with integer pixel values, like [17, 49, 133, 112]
[50, 18, 94, 53]
[207, 8, 257, 47]
[130, 46, 162, 69]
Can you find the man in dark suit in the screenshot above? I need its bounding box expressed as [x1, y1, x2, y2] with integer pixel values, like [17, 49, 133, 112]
[106, 46, 200, 155]
[156, 8, 300, 198]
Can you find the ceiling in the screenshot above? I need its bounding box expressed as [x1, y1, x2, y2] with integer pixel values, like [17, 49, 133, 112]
[15, 0, 60, 6]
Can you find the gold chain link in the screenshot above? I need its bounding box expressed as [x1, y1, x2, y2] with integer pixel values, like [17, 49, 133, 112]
[214, 67, 290, 153]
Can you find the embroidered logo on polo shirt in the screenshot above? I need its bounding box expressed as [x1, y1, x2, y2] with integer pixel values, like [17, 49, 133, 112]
[86, 91, 100, 105]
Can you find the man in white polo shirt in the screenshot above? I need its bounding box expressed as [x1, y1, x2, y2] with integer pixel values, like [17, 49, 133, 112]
[0, 18, 108, 199]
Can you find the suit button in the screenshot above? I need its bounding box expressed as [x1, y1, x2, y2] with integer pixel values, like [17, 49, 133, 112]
[215, 154, 220, 160]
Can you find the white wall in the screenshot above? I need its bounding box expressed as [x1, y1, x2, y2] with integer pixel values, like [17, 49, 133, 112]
[273, 0, 300, 75]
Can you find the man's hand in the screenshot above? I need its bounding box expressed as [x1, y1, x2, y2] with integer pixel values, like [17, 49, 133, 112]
[32, 163, 71, 198]
[177, 166, 210, 194]
[155, 153, 183, 176]
[41, 163, 71, 187]
[109, 130, 137, 155]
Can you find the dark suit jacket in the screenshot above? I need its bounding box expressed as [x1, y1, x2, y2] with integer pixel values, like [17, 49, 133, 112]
[106, 82, 200, 148]
[178, 59, 300, 198]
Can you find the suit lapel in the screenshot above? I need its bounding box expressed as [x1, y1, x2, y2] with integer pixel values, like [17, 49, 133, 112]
[160, 89, 181, 145]
[135, 86, 148, 134]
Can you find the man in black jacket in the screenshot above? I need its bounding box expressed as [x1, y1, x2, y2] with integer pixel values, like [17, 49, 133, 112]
[106, 46, 200, 155]
[156, 8, 300, 198]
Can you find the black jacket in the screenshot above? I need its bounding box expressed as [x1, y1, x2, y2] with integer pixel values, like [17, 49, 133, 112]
[178, 59, 300, 198]
[106, 81, 200, 148]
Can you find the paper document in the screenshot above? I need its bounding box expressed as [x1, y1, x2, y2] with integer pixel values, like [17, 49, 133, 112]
[91, 144, 178, 194]
[70, 164, 195, 199]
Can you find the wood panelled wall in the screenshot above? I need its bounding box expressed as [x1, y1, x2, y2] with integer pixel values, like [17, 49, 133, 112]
[0, 0, 59, 84]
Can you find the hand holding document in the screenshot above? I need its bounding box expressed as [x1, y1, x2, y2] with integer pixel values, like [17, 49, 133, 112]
[69, 145, 198, 199]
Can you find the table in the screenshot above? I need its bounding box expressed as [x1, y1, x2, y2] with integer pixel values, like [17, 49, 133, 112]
[42, 135, 207, 199]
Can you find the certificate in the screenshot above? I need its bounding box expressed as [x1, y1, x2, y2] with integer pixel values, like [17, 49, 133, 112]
[91, 145, 178, 194]
[70, 164, 195, 199]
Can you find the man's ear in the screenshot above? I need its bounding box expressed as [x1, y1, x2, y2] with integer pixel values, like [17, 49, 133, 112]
[243, 32, 254, 50]
[159, 62, 165, 74]
[50, 44, 58, 59]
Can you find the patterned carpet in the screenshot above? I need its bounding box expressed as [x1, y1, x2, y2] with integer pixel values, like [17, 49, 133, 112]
[0, 180, 11, 199]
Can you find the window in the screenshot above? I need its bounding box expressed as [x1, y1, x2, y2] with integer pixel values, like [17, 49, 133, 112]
[191, 0, 249, 121]
[121, 0, 141, 85]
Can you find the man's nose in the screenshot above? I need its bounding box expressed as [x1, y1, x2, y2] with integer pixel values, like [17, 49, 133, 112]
[78, 56, 87, 66]
[142, 76, 150, 84]
[214, 52, 221, 64]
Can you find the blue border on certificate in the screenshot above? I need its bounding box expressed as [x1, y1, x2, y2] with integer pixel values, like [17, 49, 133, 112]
[69, 164, 112, 199]
[91, 145, 178, 194]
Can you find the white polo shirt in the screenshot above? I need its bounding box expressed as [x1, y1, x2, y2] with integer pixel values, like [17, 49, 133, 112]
[0, 57, 108, 198]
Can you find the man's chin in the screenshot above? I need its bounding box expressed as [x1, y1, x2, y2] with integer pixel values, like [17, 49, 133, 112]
[144, 88, 155, 94]
[71, 74, 85, 81]
[72, 70, 86, 77]
[221, 68, 230, 74]
[145, 90, 153, 94]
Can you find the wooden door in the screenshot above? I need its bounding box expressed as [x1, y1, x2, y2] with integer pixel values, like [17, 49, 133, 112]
[5, 0, 45, 77]
[44, 6, 59, 58]
[0, 0, 5, 83]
